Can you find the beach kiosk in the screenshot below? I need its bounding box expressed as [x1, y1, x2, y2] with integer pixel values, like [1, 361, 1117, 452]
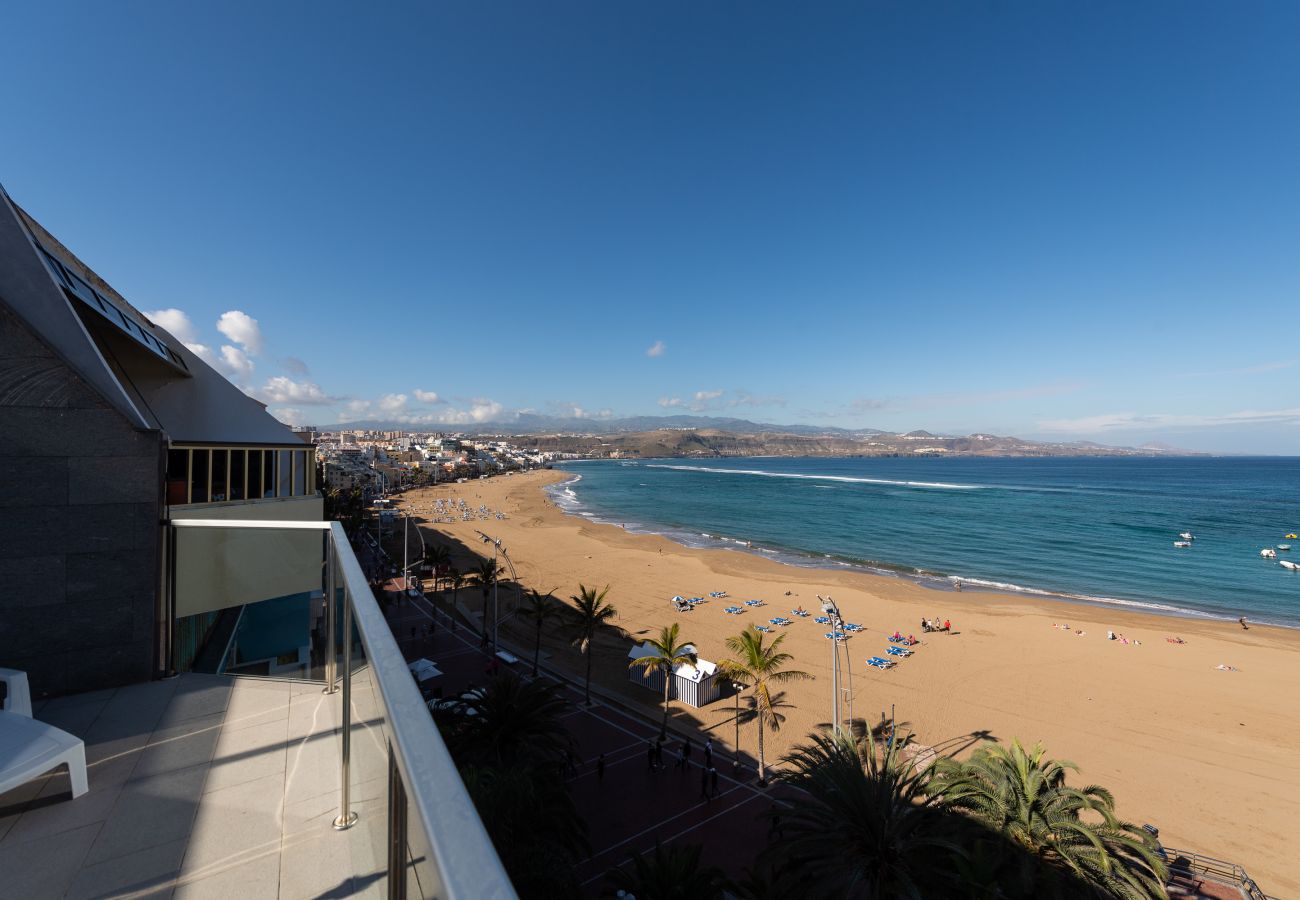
[626, 642, 722, 709]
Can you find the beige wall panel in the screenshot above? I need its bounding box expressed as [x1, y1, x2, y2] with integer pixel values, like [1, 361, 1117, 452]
[173, 496, 324, 618]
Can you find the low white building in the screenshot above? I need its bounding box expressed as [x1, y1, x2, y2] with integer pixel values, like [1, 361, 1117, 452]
[626, 641, 722, 708]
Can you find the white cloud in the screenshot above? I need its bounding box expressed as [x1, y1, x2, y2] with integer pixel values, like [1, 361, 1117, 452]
[145, 308, 198, 344]
[219, 345, 255, 380]
[259, 376, 334, 405]
[186, 342, 217, 367]
[216, 310, 263, 355]
[1038, 408, 1300, 432]
[658, 396, 684, 408]
[378, 393, 408, 414]
[646, 340, 666, 358]
[729, 391, 785, 408]
[694, 389, 723, 402]
[413, 389, 443, 404]
[271, 407, 305, 425]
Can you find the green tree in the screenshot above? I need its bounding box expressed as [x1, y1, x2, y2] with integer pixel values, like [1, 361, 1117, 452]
[473, 557, 501, 647]
[568, 584, 617, 705]
[605, 842, 731, 900]
[773, 730, 960, 898]
[927, 739, 1167, 899]
[629, 623, 697, 741]
[523, 588, 561, 677]
[423, 543, 450, 592]
[438, 672, 575, 769]
[715, 627, 811, 784]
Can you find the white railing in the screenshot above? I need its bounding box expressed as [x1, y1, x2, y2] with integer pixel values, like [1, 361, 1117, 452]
[168, 519, 515, 900]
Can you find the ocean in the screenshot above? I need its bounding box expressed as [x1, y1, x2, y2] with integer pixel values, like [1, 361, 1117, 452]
[548, 456, 1300, 628]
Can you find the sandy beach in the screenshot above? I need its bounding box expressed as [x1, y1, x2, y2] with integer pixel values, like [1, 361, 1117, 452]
[395, 470, 1300, 894]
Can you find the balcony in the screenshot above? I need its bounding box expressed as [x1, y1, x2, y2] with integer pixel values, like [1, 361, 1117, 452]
[0, 521, 514, 899]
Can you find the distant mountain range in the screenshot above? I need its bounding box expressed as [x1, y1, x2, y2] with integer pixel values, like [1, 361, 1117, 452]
[326, 414, 1203, 457]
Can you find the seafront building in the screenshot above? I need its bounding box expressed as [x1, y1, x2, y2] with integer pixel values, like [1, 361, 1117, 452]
[0, 185, 511, 897]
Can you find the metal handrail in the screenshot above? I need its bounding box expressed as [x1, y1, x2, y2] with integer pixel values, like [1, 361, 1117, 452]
[169, 518, 516, 899]
[1163, 847, 1276, 900]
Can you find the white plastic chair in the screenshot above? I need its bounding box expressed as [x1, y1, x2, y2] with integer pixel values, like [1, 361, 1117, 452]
[0, 668, 32, 718]
[0, 711, 88, 799]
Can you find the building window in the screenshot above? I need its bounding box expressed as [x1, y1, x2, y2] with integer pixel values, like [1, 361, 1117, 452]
[230, 450, 247, 501]
[210, 449, 228, 502]
[293, 449, 306, 495]
[167, 448, 190, 504]
[263, 451, 276, 498]
[190, 449, 210, 504]
[278, 450, 292, 498]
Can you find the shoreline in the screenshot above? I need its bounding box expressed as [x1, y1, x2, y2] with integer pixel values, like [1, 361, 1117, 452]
[548, 468, 1299, 631]
[395, 469, 1300, 895]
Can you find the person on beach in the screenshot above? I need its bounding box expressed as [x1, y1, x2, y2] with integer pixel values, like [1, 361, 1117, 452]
[1240, 616, 1249, 630]
[943, 619, 951, 633]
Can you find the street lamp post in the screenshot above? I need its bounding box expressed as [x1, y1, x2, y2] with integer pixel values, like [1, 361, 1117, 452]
[476, 531, 505, 655]
[819, 594, 844, 738]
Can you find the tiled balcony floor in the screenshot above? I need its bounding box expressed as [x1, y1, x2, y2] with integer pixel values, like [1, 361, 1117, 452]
[0, 674, 384, 899]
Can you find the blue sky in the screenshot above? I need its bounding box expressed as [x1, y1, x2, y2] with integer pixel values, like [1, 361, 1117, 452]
[3, 2, 1299, 453]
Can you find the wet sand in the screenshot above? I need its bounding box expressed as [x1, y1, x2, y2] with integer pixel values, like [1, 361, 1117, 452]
[395, 470, 1300, 894]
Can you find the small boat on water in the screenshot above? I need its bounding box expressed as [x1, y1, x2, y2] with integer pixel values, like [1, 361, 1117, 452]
[1260, 548, 1277, 559]
[1278, 544, 1292, 551]
[1281, 560, 1299, 572]
[1173, 541, 1192, 548]
[1179, 532, 1195, 541]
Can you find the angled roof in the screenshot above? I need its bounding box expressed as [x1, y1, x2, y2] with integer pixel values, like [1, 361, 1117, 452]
[1, 185, 302, 446]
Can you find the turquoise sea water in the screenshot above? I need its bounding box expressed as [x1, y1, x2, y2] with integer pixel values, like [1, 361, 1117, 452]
[549, 457, 1300, 627]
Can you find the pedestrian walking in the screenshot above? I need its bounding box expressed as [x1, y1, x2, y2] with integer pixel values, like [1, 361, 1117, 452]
[654, 738, 664, 770]
[683, 738, 692, 767]
[675, 746, 686, 771]
[597, 753, 606, 782]
[703, 737, 713, 768]
[709, 765, 719, 798]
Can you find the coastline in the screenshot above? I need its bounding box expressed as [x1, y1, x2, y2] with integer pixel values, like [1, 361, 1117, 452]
[397, 470, 1300, 894]
[549, 464, 1300, 630]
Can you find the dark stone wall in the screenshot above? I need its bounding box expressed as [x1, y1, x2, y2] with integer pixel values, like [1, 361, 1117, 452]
[0, 303, 163, 698]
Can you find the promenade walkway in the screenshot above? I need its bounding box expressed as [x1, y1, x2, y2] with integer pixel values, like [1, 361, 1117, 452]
[378, 579, 781, 893]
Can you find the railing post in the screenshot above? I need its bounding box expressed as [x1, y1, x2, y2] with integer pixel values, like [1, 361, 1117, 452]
[334, 587, 358, 830]
[324, 534, 338, 694]
[387, 744, 408, 898]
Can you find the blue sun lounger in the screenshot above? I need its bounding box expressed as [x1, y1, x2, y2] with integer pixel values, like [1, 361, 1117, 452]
[886, 645, 912, 657]
[814, 616, 831, 625]
[756, 625, 771, 633]
[866, 657, 896, 670]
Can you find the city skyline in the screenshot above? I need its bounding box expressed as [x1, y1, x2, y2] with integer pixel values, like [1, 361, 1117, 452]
[3, 3, 1299, 453]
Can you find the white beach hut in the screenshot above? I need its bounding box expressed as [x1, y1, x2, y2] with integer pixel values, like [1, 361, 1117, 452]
[626, 642, 722, 709]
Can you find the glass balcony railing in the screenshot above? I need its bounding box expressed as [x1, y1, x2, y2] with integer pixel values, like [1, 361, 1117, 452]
[167, 518, 516, 899]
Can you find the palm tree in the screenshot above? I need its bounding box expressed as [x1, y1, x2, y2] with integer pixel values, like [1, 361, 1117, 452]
[423, 543, 450, 592]
[473, 557, 501, 647]
[523, 588, 561, 677]
[447, 566, 464, 619]
[605, 842, 731, 900]
[568, 584, 616, 705]
[927, 739, 1167, 898]
[442, 672, 575, 768]
[628, 623, 697, 740]
[772, 730, 961, 898]
[715, 627, 810, 784]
